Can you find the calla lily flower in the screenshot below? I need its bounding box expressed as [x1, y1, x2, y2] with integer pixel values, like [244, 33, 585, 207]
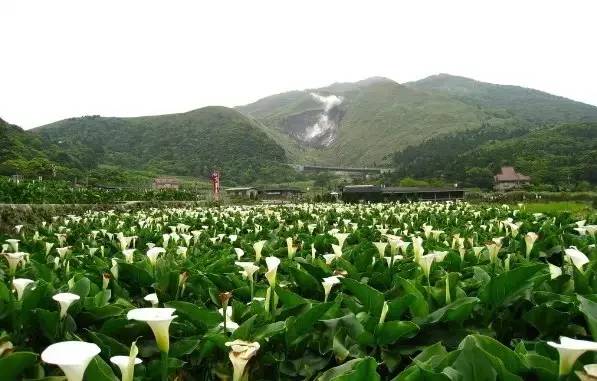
[53, 292, 80, 318]
[12, 278, 34, 300]
[286, 237, 297, 259]
[235, 262, 259, 279]
[144, 293, 159, 307]
[253, 240, 266, 262]
[122, 249, 135, 263]
[146, 247, 166, 266]
[548, 336, 597, 375]
[234, 248, 245, 260]
[218, 306, 239, 332]
[110, 341, 141, 381]
[2, 252, 25, 274]
[373, 242, 388, 259]
[323, 253, 337, 265]
[265, 257, 281, 287]
[334, 233, 350, 248]
[525, 232, 539, 258]
[225, 340, 260, 381]
[565, 246, 589, 270]
[110, 356, 142, 381]
[548, 263, 563, 279]
[322, 276, 341, 302]
[5, 239, 19, 252]
[41, 341, 101, 381]
[584, 364, 597, 377]
[127, 308, 177, 352]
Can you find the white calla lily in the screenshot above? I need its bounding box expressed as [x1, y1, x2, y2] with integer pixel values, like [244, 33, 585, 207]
[53, 292, 81, 318]
[564, 246, 589, 271]
[12, 278, 34, 300]
[41, 341, 101, 381]
[225, 340, 260, 381]
[548, 336, 597, 375]
[127, 308, 177, 353]
[265, 256, 281, 287]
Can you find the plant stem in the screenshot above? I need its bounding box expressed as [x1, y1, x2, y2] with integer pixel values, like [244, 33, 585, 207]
[161, 351, 168, 381]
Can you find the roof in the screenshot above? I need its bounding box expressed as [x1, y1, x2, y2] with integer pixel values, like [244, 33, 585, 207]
[153, 177, 180, 184]
[342, 185, 464, 194]
[494, 167, 531, 182]
[259, 187, 304, 193]
[225, 187, 256, 191]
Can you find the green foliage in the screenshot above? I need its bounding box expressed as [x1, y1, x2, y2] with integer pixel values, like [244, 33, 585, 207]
[394, 123, 597, 188]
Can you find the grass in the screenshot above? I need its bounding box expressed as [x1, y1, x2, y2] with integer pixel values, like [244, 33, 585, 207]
[517, 201, 595, 217]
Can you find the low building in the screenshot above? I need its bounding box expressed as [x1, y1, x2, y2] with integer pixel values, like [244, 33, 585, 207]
[493, 167, 531, 191]
[153, 177, 180, 190]
[341, 185, 465, 203]
[225, 187, 258, 198]
[258, 187, 304, 201]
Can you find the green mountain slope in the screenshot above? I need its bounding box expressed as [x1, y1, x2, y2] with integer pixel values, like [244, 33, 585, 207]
[407, 74, 597, 124]
[393, 123, 597, 187]
[237, 78, 492, 166]
[0, 117, 84, 177]
[33, 106, 288, 184]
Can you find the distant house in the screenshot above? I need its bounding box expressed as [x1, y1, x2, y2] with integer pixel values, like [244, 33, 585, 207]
[153, 177, 180, 190]
[225, 187, 258, 199]
[341, 185, 465, 203]
[258, 187, 304, 201]
[493, 167, 531, 191]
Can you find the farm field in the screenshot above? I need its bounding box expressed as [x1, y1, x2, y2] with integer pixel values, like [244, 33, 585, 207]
[1, 201, 597, 380]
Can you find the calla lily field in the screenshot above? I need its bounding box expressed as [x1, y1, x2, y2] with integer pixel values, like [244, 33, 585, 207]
[1, 201, 596, 380]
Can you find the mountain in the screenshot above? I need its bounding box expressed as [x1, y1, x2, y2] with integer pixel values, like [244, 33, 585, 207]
[407, 74, 597, 124]
[33, 107, 288, 184]
[237, 77, 492, 166]
[0, 117, 83, 177]
[392, 122, 597, 187]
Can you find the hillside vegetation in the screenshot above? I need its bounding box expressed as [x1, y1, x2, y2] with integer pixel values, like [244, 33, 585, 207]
[407, 73, 597, 124]
[33, 107, 291, 184]
[0, 118, 84, 177]
[238, 78, 491, 166]
[393, 123, 597, 188]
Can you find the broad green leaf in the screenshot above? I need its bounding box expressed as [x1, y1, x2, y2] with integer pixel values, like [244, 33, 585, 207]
[317, 356, 380, 381]
[376, 321, 419, 345]
[0, 352, 38, 381]
[340, 278, 385, 319]
[286, 302, 333, 346]
[577, 295, 597, 341]
[165, 301, 223, 330]
[85, 356, 119, 381]
[479, 264, 549, 308]
[415, 297, 479, 325]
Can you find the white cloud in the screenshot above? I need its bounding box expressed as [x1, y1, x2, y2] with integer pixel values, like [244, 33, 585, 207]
[0, 0, 596, 128]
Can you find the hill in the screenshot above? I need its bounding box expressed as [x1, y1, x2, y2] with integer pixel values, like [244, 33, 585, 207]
[392, 122, 597, 188]
[0, 117, 84, 177]
[407, 74, 597, 124]
[33, 107, 290, 185]
[237, 77, 492, 166]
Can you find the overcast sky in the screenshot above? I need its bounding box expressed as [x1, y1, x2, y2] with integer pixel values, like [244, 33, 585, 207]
[1, 0, 596, 129]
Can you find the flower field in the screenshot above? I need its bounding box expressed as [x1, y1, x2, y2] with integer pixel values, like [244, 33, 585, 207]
[1, 201, 597, 380]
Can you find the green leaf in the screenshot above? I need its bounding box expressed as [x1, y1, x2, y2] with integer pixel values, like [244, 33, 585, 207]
[288, 266, 322, 298]
[479, 264, 548, 308]
[252, 321, 286, 341]
[397, 277, 429, 318]
[376, 321, 419, 345]
[286, 302, 334, 346]
[577, 295, 597, 341]
[340, 278, 385, 319]
[0, 352, 38, 381]
[317, 356, 380, 381]
[165, 301, 223, 330]
[415, 297, 479, 325]
[70, 277, 91, 298]
[85, 356, 119, 381]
